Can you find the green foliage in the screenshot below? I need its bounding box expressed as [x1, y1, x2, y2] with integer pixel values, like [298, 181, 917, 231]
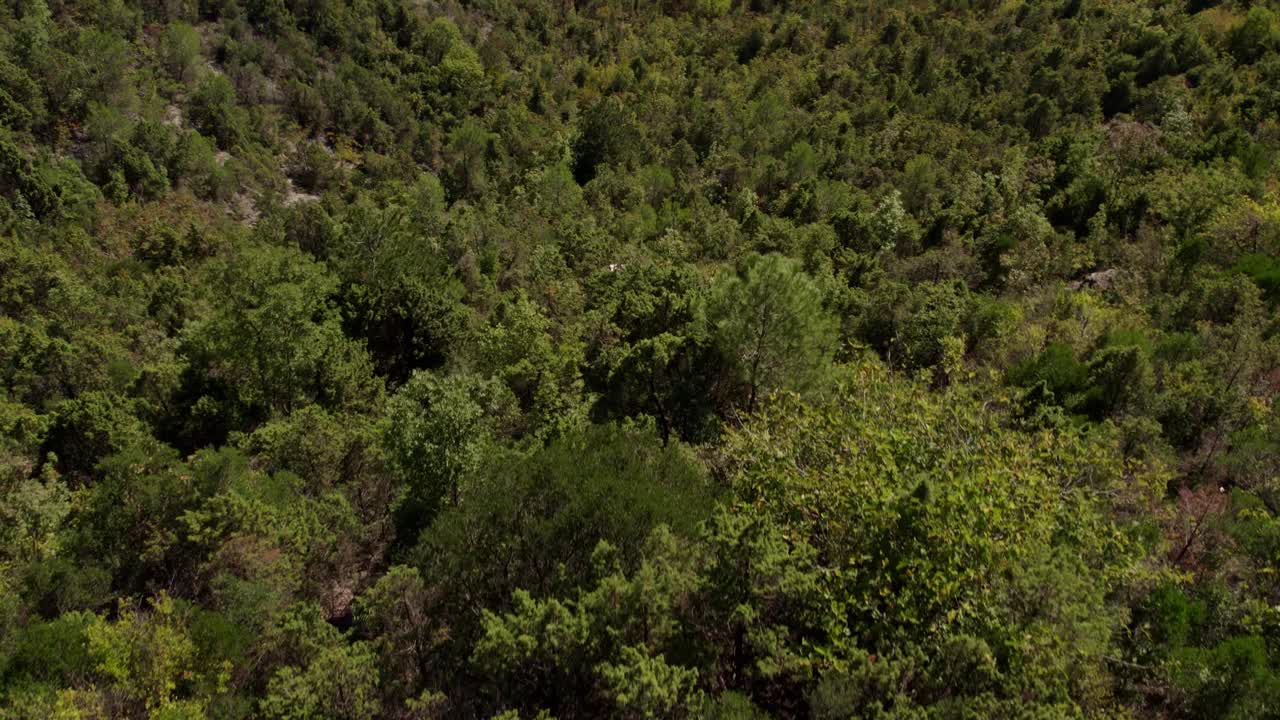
[413, 423, 713, 629]
[573, 97, 643, 185]
[469, 291, 587, 437]
[471, 528, 706, 718]
[4, 0, 1280, 717]
[0, 135, 59, 219]
[587, 260, 719, 442]
[1236, 253, 1280, 303]
[158, 23, 201, 84]
[722, 359, 1158, 709]
[0, 462, 71, 565]
[260, 640, 381, 720]
[1171, 636, 1280, 720]
[383, 370, 514, 539]
[419, 18, 487, 119]
[84, 594, 204, 715]
[353, 565, 432, 706]
[3, 611, 96, 687]
[702, 253, 836, 413]
[43, 390, 151, 478]
[180, 243, 380, 438]
[1230, 7, 1280, 65]
[187, 74, 247, 149]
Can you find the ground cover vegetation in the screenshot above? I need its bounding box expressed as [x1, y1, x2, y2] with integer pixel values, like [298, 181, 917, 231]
[3, 0, 1280, 717]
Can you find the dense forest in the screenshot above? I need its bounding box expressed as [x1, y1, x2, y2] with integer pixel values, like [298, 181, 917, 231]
[3, 0, 1280, 716]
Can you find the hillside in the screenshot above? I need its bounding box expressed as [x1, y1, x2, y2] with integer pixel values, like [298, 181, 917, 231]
[3, 0, 1280, 717]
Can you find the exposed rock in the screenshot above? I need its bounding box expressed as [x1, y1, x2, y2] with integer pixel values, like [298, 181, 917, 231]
[1067, 268, 1120, 291]
[282, 177, 321, 207]
[163, 104, 183, 128]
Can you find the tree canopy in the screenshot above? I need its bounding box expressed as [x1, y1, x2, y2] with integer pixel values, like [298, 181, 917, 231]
[4, 0, 1280, 717]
